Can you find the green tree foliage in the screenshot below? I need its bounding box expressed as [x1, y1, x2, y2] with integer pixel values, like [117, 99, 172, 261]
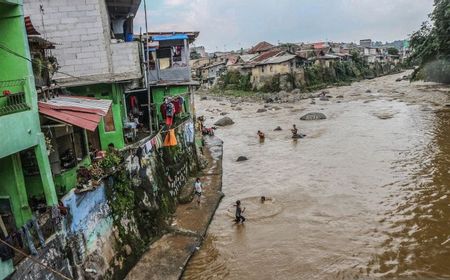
[410, 0, 450, 83]
[387, 47, 400, 56]
[218, 70, 252, 91]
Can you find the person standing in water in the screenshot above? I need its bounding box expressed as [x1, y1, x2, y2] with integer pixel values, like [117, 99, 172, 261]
[291, 124, 299, 138]
[235, 200, 246, 223]
[257, 130, 265, 141]
[194, 178, 203, 205]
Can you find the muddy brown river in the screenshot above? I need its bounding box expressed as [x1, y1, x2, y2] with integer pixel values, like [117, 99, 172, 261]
[184, 72, 450, 280]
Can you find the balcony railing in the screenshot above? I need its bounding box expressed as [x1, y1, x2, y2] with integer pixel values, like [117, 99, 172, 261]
[0, 92, 30, 116]
[0, 79, 30, 116]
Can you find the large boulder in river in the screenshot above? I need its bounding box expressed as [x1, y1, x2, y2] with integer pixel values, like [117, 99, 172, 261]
[300, 112, 327, 121]
[236, 156, 248, 162]
[215, 117, 234, 126]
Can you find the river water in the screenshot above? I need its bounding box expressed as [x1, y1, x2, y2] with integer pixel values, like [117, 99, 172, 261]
[183, 72, 450, 280]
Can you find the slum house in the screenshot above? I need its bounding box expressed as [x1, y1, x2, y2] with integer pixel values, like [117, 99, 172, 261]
[226, 53, 257, 75]
[134, 31, 199, 130]
[251, 52, 307, 90]
[248, 41, 275, 54]
[201, 61, 227, 88]
[24, 0, 144, 154]
[0, 2, 59, 278]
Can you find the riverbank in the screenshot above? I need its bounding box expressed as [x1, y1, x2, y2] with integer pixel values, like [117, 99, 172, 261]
[125, 136, 224, 280]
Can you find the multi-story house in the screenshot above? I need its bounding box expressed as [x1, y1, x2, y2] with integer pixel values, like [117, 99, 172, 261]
[0, 1, 58, 278]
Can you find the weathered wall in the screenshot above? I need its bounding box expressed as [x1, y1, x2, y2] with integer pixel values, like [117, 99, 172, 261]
[10, 120, 198, 280]
[23, 0, 111, 82]
[23, 0, 142, 85]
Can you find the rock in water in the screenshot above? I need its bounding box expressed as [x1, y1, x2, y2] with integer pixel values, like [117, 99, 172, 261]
[274, 126, 282, 131]
[336, 95, 344, 98]
[319, 96, 329, 101]
[220, 112, 228, 116]
[257, 108, 267, 113]
[300, 112, 327, 121]
[215, 117, 234, 126]
[236, 156, 248, 162]
[200, 96, 207, 100]
[365, 89, 372, 93]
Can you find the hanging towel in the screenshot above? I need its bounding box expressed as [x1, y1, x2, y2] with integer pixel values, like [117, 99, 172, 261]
[144, 140, 153, 154]
[184, 121, 195, 143]
[163, 129, 178, 147]
[155, 133, 163, 149]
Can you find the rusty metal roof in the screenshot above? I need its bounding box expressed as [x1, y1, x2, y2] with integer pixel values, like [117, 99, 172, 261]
[248, 41, 275, 54]
[38, 96, 112, 131]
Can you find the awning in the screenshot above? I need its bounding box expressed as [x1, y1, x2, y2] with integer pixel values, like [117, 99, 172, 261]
[152, 34, 188, 41]
[38, 96, 112, 131]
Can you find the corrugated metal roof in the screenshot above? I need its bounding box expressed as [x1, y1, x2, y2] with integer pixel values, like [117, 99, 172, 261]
[41, 96, 112, 116]
[256, 54, 297, 66]
[25, 16, 40, 36]
[38, 96, 112, 131]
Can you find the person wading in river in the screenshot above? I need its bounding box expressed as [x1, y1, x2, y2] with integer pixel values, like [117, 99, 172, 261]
[257, 130, 265, 141]
[194, 178, 203, 205]
[235, 200, 246, 223]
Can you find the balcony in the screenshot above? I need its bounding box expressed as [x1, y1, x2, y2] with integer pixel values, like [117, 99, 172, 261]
[0, 79, 30, 116]
[148, 67, 191, 83]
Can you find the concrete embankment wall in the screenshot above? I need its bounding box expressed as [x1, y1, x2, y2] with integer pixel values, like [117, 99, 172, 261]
[10, 121, 199, 280]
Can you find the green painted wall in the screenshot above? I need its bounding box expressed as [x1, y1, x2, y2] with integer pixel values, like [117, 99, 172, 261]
[0, 4, 41, 159]
[53, 156, 91, 194]
[152, 85, 190, 124]
[0, 0, 57, 237]
[68, 83, 125, 150]
[0, 154, 32, 227]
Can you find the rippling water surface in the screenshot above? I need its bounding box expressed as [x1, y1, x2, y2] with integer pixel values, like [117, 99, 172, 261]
[183, 74, 450, 280]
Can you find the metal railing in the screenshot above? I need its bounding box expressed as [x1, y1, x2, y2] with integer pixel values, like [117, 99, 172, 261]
[0, 92, 30, 116]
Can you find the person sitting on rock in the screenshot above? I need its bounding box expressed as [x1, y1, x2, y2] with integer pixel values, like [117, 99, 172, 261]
[257, 130, 265, 140]
[291, 124, 306, 139]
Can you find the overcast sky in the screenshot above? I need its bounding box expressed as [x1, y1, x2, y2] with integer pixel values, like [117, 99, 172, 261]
[134, 0, 434, 52]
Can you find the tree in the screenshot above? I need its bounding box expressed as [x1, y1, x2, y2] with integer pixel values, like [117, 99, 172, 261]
[409, 0, 450, 83]
[387, 47, 399, 56]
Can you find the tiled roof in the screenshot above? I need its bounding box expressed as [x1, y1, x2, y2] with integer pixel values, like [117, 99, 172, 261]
[248, 41, 275, 54]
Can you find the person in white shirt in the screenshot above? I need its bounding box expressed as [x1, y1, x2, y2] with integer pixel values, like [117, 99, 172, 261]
[194, 178, 203, 205]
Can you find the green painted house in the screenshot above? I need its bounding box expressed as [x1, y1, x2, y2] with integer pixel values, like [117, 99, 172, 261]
[0, 0, 57, 277]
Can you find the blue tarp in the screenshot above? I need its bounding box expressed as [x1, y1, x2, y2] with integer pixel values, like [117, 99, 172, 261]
[152, 34, 188, 41]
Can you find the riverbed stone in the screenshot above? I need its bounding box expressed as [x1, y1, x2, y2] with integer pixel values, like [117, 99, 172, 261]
[274, 126, 282, 131]
[300, 112, 327, 120]
[236, 156, 248, 162]
[257, 108, 267, 113]
[214, 117, 234, 126]
[220, 112, 228, 116]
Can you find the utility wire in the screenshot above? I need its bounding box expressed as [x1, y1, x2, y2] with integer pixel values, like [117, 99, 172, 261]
[0, 239, 72, 280]
[0, 42, 118, 84]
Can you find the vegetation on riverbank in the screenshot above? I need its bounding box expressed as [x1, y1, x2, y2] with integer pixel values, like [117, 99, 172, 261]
[211, 52, 402, 97]
[409, 0, 450, 83]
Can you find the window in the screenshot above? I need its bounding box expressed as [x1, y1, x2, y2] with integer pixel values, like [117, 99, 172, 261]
[261, 67, 265, 73]
[104, 109, 115, 132]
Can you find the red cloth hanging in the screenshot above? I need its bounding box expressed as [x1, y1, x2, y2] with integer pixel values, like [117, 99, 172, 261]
[160, 103, 167, 119]
[130, 96, 138, 111]
[171, 100, 181, 115]
[166, 116, 173, 126]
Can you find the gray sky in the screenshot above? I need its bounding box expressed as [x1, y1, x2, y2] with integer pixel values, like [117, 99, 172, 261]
[134, 0, 434, 52]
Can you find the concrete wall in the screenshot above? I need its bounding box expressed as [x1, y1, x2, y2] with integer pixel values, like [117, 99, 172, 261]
[23, 0, 142, 85]
[111, 42, 141, 78]
[149, 67, 191, 83]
